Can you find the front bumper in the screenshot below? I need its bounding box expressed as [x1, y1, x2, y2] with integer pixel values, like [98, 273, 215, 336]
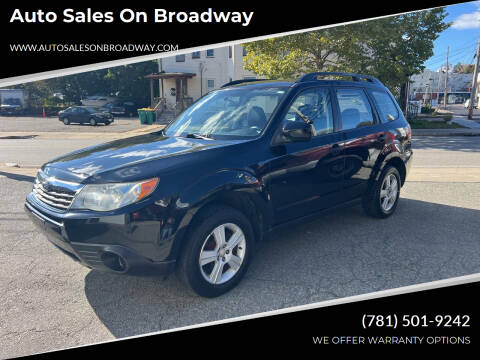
[24, 194, 176, 275]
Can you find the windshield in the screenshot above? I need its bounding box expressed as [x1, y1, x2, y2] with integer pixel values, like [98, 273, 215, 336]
[165, 87, 287, 139]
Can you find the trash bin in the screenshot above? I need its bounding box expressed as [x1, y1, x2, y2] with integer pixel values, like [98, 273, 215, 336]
[138, 108, 156, 125]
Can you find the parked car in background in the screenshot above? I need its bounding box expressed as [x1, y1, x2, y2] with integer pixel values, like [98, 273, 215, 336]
[26, 72, 412, 297]
[0, 98, 23, 115]
[58, 106, 114, 126]
[81, 95, 116, 107]
[100, 101, 138, 117]
[0, 89, 26, 115]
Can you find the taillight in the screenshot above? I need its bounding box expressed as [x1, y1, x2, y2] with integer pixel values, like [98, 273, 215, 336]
[406, 125, 412, 140]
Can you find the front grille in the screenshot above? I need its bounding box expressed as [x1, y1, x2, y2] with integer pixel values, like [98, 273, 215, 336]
[32, 170, 83, 211]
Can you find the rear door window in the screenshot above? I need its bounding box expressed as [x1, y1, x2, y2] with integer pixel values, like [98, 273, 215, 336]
[336, 88, 374, 130]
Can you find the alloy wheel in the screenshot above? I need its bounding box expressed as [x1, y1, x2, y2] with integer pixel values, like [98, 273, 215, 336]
[380, 173, 398, 212]
[199, 223, 246, 285]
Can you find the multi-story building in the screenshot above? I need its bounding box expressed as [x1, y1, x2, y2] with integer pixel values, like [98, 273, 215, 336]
[409, 69, 473, 104]
[146, 45, 257, 114]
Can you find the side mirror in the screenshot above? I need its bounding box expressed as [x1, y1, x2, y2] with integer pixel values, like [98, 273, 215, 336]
[282, 121, 313, 142]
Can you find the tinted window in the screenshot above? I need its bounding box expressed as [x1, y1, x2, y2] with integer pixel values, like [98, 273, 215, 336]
[336, 88, 374, 130]
[283, 87, 334, 136]
[370, 90, 399, 122]
[176, 55, 185, 62]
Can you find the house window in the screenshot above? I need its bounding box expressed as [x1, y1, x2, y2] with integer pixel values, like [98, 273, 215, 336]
[229, 46, 232, 59]
[176, 54, 185, 62]
[192, 51, 200, 59]
[207, 79, 215, 90]
[206, 49, 215, 58]
[242, 47, 247, 57]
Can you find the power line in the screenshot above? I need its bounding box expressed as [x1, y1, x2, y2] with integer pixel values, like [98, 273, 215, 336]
[425, 41, 477, 66]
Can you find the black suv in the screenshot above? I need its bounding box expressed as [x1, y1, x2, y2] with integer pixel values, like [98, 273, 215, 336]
[25, 72, 412, 297]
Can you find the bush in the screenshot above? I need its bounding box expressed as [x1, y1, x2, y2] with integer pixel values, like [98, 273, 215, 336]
[421, 104, 434, 114]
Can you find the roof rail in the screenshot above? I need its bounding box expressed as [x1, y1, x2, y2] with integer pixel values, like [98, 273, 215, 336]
[221, 79, 267, 88]
[296, 72, 382, 85]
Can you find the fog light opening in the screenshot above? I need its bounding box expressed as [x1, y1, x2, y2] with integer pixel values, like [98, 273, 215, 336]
[101, 252, 128, 273]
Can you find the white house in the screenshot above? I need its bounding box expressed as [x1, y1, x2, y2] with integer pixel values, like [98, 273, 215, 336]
[147, 45, 257, 113]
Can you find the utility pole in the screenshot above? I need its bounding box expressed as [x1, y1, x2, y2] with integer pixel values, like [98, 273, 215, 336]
[468, 36, 480, 119]
[437, 70, 442, 108]
[443, 46, 449, 109]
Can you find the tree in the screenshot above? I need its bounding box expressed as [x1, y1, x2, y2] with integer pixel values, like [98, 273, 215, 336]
[453, 62, 474, 73]
[244, 8, 450, 98]
[12, 60, 158, 108]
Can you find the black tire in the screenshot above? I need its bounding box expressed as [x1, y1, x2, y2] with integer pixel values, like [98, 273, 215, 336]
[362, 166, 401, 219]
[63, 118, 70, 125]
[177, 205, 255, 297]
[89, 118, 97, 126]
[105, 120, 111, 126]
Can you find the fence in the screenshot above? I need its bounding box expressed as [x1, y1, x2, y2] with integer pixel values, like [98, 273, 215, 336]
[406, 101, 420, 120]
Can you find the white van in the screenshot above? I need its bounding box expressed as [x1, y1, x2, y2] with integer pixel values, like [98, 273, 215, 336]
[81, 95, 116, 107]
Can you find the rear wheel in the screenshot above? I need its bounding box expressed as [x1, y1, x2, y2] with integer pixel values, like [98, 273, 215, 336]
[89, 118, 97, 126]
[177, 205, 255, 297]
[362, 166, 401, 218]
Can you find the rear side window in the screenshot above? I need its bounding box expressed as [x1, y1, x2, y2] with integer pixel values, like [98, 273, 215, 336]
[370, 90, 399, 122]
[336, 88, 374, 130]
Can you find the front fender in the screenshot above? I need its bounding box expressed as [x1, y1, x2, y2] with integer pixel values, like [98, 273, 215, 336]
[166, 169, 271, 261]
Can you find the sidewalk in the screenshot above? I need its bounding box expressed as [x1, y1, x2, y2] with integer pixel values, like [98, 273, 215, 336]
[412, 128, 480, 136]
[450, 116, 480, 129]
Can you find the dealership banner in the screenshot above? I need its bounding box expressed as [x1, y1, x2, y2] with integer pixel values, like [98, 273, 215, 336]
[24, 278, 480, 358]
[0, 0, 460, 81]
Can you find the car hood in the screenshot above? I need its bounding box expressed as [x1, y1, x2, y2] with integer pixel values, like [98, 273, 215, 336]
[42, 132, 241, 183]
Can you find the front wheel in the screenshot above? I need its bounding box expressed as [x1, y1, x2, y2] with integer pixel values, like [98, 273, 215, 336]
[362, 166, 401, 218]
[63, 118, 70, 125]
[89, 118, 97, 126]
[177, 205, 255, 297]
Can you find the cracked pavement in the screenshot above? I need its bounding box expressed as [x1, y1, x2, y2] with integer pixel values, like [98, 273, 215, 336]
[0, 136, 480, 358]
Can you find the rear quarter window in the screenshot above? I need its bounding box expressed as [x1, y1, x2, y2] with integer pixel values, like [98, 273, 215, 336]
[370, 90, 399, 123]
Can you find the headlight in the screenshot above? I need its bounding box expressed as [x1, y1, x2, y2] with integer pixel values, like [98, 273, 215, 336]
[71, 178, 158, 211]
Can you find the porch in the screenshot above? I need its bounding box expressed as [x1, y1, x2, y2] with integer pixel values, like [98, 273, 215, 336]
[145, 72, 196, 123]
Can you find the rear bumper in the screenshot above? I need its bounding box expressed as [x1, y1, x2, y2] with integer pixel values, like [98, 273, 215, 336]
[404, 149, 413, 183]
[24, 198, 176, 275]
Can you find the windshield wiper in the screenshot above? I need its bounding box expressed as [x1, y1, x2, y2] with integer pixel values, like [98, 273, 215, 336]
[184, 133, 214, 140]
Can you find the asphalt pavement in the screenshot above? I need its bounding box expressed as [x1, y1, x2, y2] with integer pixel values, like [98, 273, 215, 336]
[0, 135, 479, 358]
[0, 116, 142, 133]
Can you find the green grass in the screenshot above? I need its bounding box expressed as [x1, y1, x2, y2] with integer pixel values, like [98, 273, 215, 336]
[408, 119, 465, 129]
